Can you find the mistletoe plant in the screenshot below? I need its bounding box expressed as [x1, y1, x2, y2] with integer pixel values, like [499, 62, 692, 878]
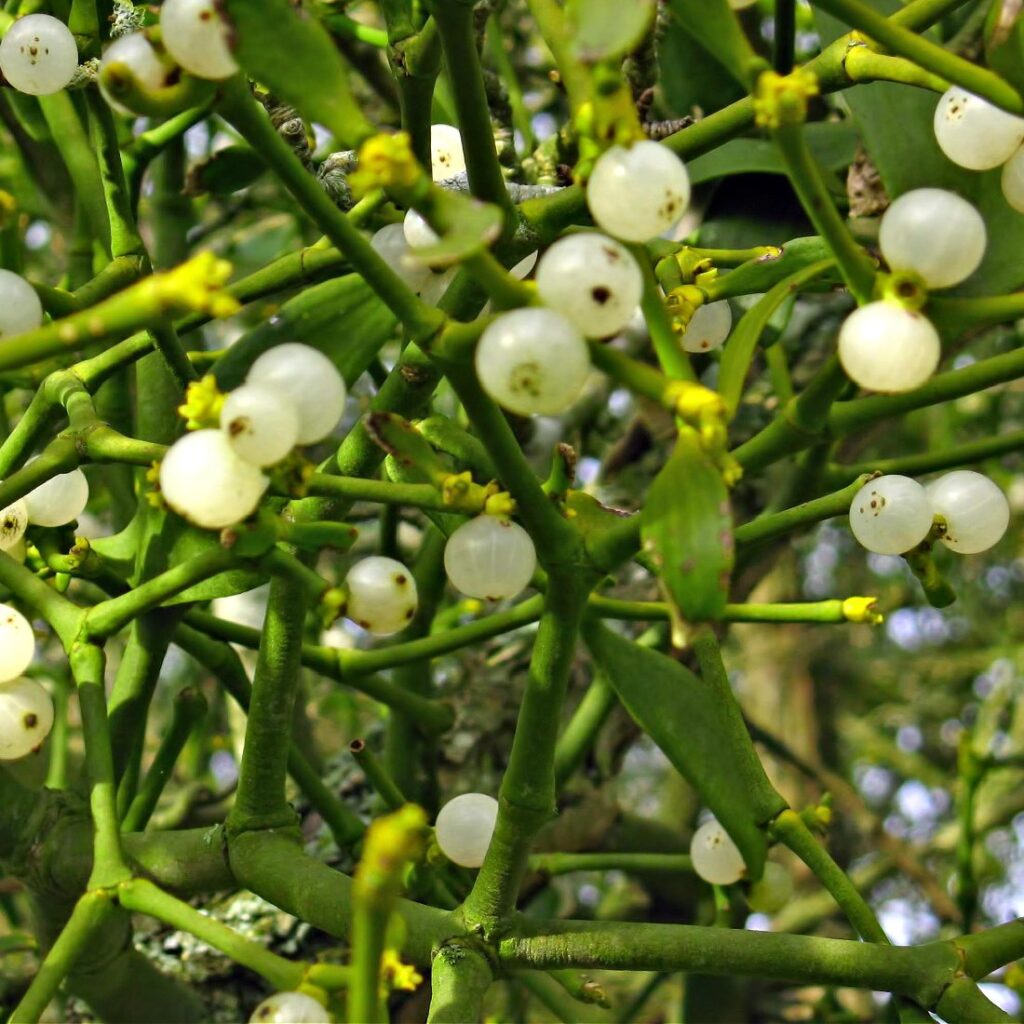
[2, 0, 1024, 1020]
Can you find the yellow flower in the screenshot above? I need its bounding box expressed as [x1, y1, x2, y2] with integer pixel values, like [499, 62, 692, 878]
[178, 375, 225, 430]
[381, 949, 423, 992]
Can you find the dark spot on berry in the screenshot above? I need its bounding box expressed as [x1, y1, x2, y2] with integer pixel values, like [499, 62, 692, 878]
[394, 573, 407, 585]
[358, 619, 372, 630]
[24, 713, 37, 729]
[601, 245, 620, 262]
[591, 286, 611, 305]
[227, 416, 249, 437]
[200, 8, 213, 19]
[405, 608, 414, 619]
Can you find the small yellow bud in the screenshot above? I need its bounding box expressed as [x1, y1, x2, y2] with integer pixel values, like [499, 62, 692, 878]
[350, 133, 422, 196]
[842, 596, 884, 625]
[483, 489, 516, 517]
[753, 68, 820, 129]
[665, 381, 728, 424]
[177, 374, 225, 430]
[381, 949, 423, 992]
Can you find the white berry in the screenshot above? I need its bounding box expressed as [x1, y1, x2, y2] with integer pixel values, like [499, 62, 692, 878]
[690, 819, 746, 886]
[371, 223, 433, 293]
[403, 209, 440, 261]
[159, 429, 268, 530]
[0, 15, 78, 96]
[249, 992, 331, 1024]
[99, 33, 170, 113]
[926, 471, 1010, 554]
[933, 87, 1024, 171]
[444, 516, 537, 600]
[0, 604, 35, 683]
[747, 862, 794, 914]
[1001, 144, 1024, 212]
[24, 466, 89, 527]
[680, 300, 732, 353]
[849, 475, 934, 555]
[838, 302, 940, 393]
[0, 677, 53, 761]
[475, 308, 591, 416]
[878, 189, 986, 290]
[345, 556, 418, 635]
[0, 270, 43, 338]
[160, 0, 238, 81]
[587, 141, 691, 242]
[430, 123, 466, 181]
[220, 384, 300, 467]
[246, 344, 347, 445]
[418, 266, 458, 306]
[0, 494, 28, 552]
[435, 792, 499, 868]
[536, 233, 643, 338]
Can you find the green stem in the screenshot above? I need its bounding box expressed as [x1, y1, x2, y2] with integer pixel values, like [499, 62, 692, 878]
[427, 942, 494, 1023]
[529, 852, 694, 876]
[826, 430, 1024, 486]
[811, 0, 1024, 113]
[462, 580, 589, 927]
[8, 891, 116, 1024]
[589, 595, 874, 624]
[350, 738, 407, 810]
[70, 643, 132, 889]
[770, 809, 888, 943]
[121, 687, 207, 833]
[553, 671, 617, 787]
[227, 573, 310, 833]
[771, 118, 875, 304]
[118, 878, 305, 990]
[431, 0, 511, 214]
[217, 76, 442, 340]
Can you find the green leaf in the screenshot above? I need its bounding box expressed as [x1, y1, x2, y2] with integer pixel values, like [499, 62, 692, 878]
[665, 0, 767, 89]
[213, 273, 397, 390]
[687, 121, 860, 185]
[584, 620, 786, 878]
[566, 0, 656, 63]
[366, 412, 448, 485]
[409, 190, 504, 269]
[221, 0, 373, 147]
[718, 257, 835, 414]
[641, 431, 733, 624]
[708, 236, 844, 299]
[658, 15, 746, 116]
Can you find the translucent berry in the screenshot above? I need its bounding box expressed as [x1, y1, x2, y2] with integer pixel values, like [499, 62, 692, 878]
[160, 0, 238, 81]
[444, 516, 537, 600]
[933, 87, 1024, 170]
[0, 604, 35, 682]
[0, 269, 43, 338]
[0, 14, 78, 96]
[680, 300, 732, 353]
[475, 308, 591, 416]
[159, 429, 269, 530]
[24, 466, 89, 527]
[586, 141, 691, 242]
[0, 677, 53, 760]
[430, 123, 467, 181]
[690, 819, 746, 886]
[838, 302, 940, 393]
[435, 792, 499, 868]
[1001, 145, 1024, 213]
[878, 189, 986, 290]
[536, 233, 643, 338]
[249, 992, 331, 1024]
[220, 384, 301, 467]
[926, 470, 1010, 554]
[403, 209, 440, 256]
[370, 223, 433, 293]
[345, 556, 418, 635]
[0, 495, 28, 552]
[246, 344, 347, 445]
[849, 475, 934, 555]
[99, 33, 170, 113]
[418, 266, 458, 306]
[747, 861, 794, 914]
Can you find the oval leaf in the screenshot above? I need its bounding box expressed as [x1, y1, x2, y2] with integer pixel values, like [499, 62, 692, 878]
[641, 431, 734, 624]
[584, 620, 786, 878]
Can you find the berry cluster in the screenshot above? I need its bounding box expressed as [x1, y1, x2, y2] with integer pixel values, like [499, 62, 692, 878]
[849, 471, 1010, 556]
